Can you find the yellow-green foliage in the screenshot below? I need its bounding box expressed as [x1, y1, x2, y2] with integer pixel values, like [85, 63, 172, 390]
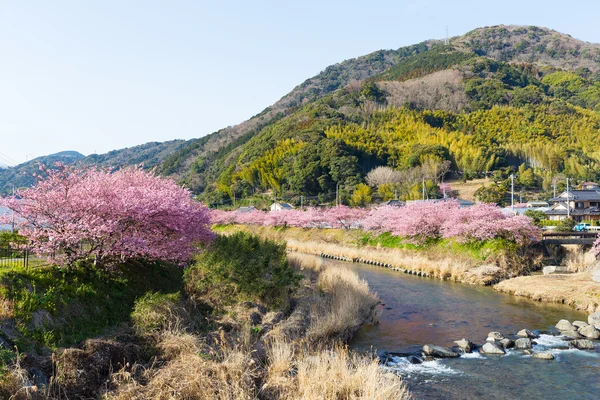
[350, 184, 373, 206]
[237, 139, 306, 191]
[326, 105, 600, 179]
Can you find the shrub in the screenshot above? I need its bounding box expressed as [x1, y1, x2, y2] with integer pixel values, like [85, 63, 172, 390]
[185, 233, 301, 309]
[131, 292, 193, 334]
[524, 209, 548, 227]
[555, 218, 576, 232]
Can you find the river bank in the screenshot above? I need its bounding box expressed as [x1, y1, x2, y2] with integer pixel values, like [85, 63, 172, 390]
[215, 225, 600, 314]
[0, 233, 408, 399]
[495, 272, 600, 313]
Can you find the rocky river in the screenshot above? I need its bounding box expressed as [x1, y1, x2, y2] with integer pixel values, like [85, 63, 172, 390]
[317, 257, 600, 399]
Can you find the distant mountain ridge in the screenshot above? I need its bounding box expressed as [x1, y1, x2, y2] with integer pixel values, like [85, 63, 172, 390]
[0, 140, 192, 195]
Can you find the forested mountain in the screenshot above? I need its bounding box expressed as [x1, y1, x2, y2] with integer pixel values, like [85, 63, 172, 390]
[0, 151, 85, 195]
[0, 140, 191, 195]
[159, 25, 600, 206]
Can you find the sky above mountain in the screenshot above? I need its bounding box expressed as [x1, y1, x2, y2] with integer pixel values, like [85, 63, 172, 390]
[1, 0, 599, 165]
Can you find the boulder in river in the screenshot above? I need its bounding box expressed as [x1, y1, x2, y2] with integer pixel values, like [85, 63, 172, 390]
[515, 338, 532, 349]
[569, 339, 595, 350]
[555, 319, 574, 331]
[561, 329, 583, 339]
[578, 325, 600, 339]
[589, 312, 600, 330]
[517, 329, 538, 339]
[481, 342, 505, 355]
[407, 355, 423, 364]
[532, 352, 555, 360]
[500, 338, 515, 349]
[422, 344, 460, 358]
[487, 332, 504, 341]
[454, 338, 474, 353]
[572, 321, 589, 329]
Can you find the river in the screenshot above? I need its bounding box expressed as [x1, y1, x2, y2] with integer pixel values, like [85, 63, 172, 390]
[319, 257, 600, 399]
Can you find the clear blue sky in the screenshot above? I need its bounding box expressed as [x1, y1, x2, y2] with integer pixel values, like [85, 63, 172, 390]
[1, 0, 599, 165]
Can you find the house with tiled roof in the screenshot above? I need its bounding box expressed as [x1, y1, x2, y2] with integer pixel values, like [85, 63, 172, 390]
[545, 190, 600, 221]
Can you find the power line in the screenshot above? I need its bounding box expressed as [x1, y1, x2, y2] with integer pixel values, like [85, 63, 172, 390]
[0, 151, 18, 167]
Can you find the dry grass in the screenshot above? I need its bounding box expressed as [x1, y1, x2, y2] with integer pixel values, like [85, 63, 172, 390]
[106, 342, 258, 400]
[287, 239, 480, 284]
[494, 272, 600, 313]
[262, 340, 409, 400]
[103, 254, 407, 400]
[562, 246, 597, 273]
[0, 353, 46, 400]
[447, 178, 489, 201]
[307, 261, 380, 342]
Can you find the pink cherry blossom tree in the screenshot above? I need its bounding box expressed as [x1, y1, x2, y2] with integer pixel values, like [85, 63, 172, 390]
[592, 236, 600, 256]
[0, 164, 214, 267]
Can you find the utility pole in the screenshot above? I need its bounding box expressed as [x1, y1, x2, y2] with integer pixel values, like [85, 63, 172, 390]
[566, 177, 570, 219]
[336, 183, 340, 207]
[510, 174, 515, 212]
[519, 190, 523, 204]
[553, 181, 557, 198]
[300, 195, 304, 209]
[422, 178, 426, 201]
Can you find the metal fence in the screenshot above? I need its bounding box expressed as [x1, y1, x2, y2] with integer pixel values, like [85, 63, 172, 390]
[0, 244, 29, 268]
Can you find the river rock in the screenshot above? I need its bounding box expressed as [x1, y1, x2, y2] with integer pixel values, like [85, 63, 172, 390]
[487, 332, 504, 341]
[517, 329, 538, 339]
[572, 321, 589, 329]
[422, 344, 460, 358]
[500, 338, 515, 349]
[555, 319, 574, 331]
[515, 338, 532, 349]
[578, 325, 600, 339]
[561, 329, 583, 339]
[589, 312, 600, 330]
[407, 355, 423, 364]
[523, 349, 533, 355]
[569, 339, 595, 350]
[481, 342, 505, 355]
[454, 339, 474, 353]
[532, 352, 555, 360]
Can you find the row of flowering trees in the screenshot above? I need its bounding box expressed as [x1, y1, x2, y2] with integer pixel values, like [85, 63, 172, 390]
[211, 201, 541, 245]
[1, 164, 214, 267]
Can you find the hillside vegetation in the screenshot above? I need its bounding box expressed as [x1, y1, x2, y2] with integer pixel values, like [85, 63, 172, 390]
[155, 25, 600, 206]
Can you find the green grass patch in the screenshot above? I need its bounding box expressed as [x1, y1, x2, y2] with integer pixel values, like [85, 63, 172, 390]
[359, 232, 512, 261]
[0, 260, 184, 351]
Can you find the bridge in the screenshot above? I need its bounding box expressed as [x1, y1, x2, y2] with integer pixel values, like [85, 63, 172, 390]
[541, 231, 599, 245]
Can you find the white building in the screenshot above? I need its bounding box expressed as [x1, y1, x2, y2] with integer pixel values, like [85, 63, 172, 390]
[270, 202, 294, 212]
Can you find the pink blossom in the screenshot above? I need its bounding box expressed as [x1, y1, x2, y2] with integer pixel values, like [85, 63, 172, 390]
[592, 236, 600, 256]
[1, 164, 214, 267]
[207, 200, 540, 245]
